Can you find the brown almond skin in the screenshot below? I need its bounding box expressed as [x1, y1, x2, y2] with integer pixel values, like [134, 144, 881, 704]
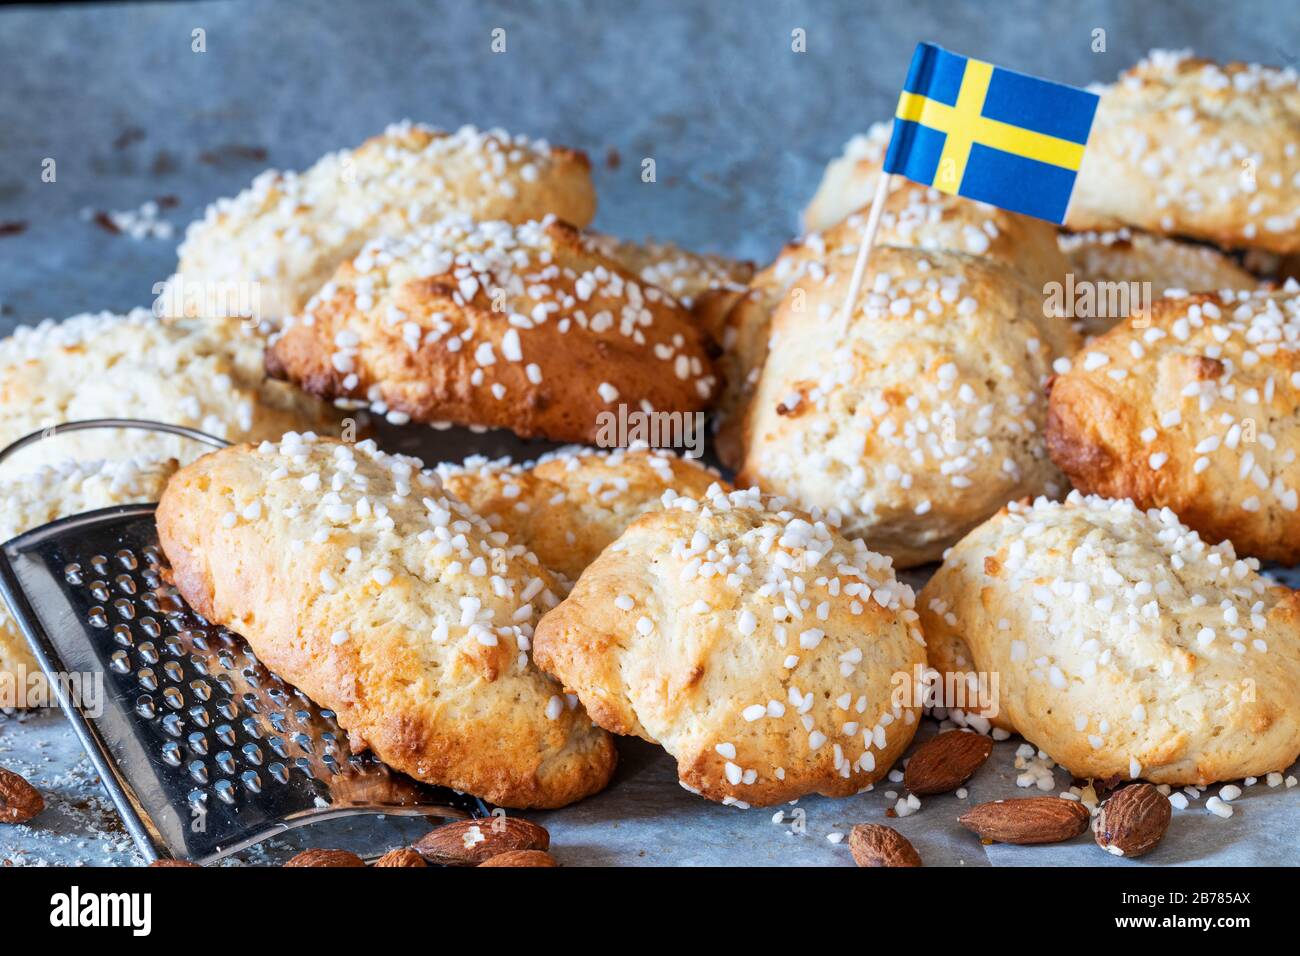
[373, 847, 428, 868]
[283, 848, 367, 867]
[414, 817, 550, 866]
[848, 824, 922, 867]
[149, 860, 200, 867]
[1094, 783, 1171, 858]
[477, 850, 559, 868]
[904, 731, 994, 796]
[0, 767, 43, 824]
[959, 797, 1091, 845]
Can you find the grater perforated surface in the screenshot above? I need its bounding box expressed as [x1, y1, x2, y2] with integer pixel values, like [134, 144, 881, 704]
[0, 503, 482, 864]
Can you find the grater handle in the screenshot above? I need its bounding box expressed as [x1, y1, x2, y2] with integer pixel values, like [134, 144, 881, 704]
[0, 418, 231, 468]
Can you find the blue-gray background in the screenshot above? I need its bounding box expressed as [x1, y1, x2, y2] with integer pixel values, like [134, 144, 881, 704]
[0, 0, 1294, 329]
[1, 1, 1297, 866]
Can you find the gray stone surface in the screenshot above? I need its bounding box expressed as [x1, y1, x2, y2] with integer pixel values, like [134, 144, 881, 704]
[1, 0, 1298, 866]
[0, 0, 1294, 328]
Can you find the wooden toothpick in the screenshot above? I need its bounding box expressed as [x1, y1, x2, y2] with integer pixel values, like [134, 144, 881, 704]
[837, 172, 892, 336]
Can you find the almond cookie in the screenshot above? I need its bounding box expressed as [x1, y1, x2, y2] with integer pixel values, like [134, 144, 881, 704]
[156, 434, 616, 808]
[1047, 287, 1300, 563]
[1057, 229, 1258, 337]
[1067, 50, 1300, 253]
[437, 445, 728, 582]
[163, 122, 596, 325]
[717, 181, 1068, 465]
[266, 215, 719, 440]
[0, 310, 339, 474]
[919, 493, 1300, 786]
[803, 129, 1073, 292]
[0, 456, 179, 708]
[533, 487, 928, 807]
[737, 246, 1078, 568]
[584, 234, 754, 310]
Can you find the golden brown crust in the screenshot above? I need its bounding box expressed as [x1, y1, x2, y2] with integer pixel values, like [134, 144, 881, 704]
[534, 487, 928, 807]
[1047, 289, 1300, 563]
[266, 216, 719, 442]
[1068, 51, 1300, 253]
[918, 494, 1300, 785]
[690, 287, 746, 347]
[156, 435, 616, 809]
[437, 446, 728, 581]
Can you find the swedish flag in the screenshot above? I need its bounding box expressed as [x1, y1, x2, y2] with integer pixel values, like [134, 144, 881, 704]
[883, 43, 1099, 223]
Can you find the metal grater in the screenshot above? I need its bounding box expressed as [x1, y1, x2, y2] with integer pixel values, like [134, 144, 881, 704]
[0, 420, 484, 864]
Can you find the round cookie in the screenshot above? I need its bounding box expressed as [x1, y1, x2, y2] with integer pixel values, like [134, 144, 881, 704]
[266, 214, 719, 441]
[164, 122, 596, 326]
[919, 493, 1300, 786]
[0, 456, 179, 708]
[1067, 50, 1300, 253]
[0, 310, 340, 474]
[1047, 287, 1300, 564]
[717, 180, 1068, 466]
[437, 445, 728, 582]
[737, 245, 1079, 568]
[1057, 229, 1259, 338]
[533, 487, 928, 807]
[156, 434, 616, 809]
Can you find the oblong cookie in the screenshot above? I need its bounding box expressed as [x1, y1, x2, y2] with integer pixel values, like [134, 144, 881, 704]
[534, 487, 928, 807]
[156, 434, 616, 808]
[1047, 288, 1300, 563]
[164, 123, 596, 325]
[437, 445, 728, 582]
[0, 310, 339, 474]
[266, 215, 719, 441]
[919, 493, 1300, 786]
[1068, 51, 1300, 253]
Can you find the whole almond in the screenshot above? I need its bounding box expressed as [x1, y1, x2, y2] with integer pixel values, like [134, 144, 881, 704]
[848, 824, 922, 867]
[959, 797, 1090, 845]
[0, 767, 43, 824]
[477, 850, 558, 868]
[414, 817, 549, 866]
[373, 847, 427, 868]
[149, 859, 200, 867]
[1094, 783, 1171, 858]
[903, 731, 993, 795]
[283, 848, 366, 867]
